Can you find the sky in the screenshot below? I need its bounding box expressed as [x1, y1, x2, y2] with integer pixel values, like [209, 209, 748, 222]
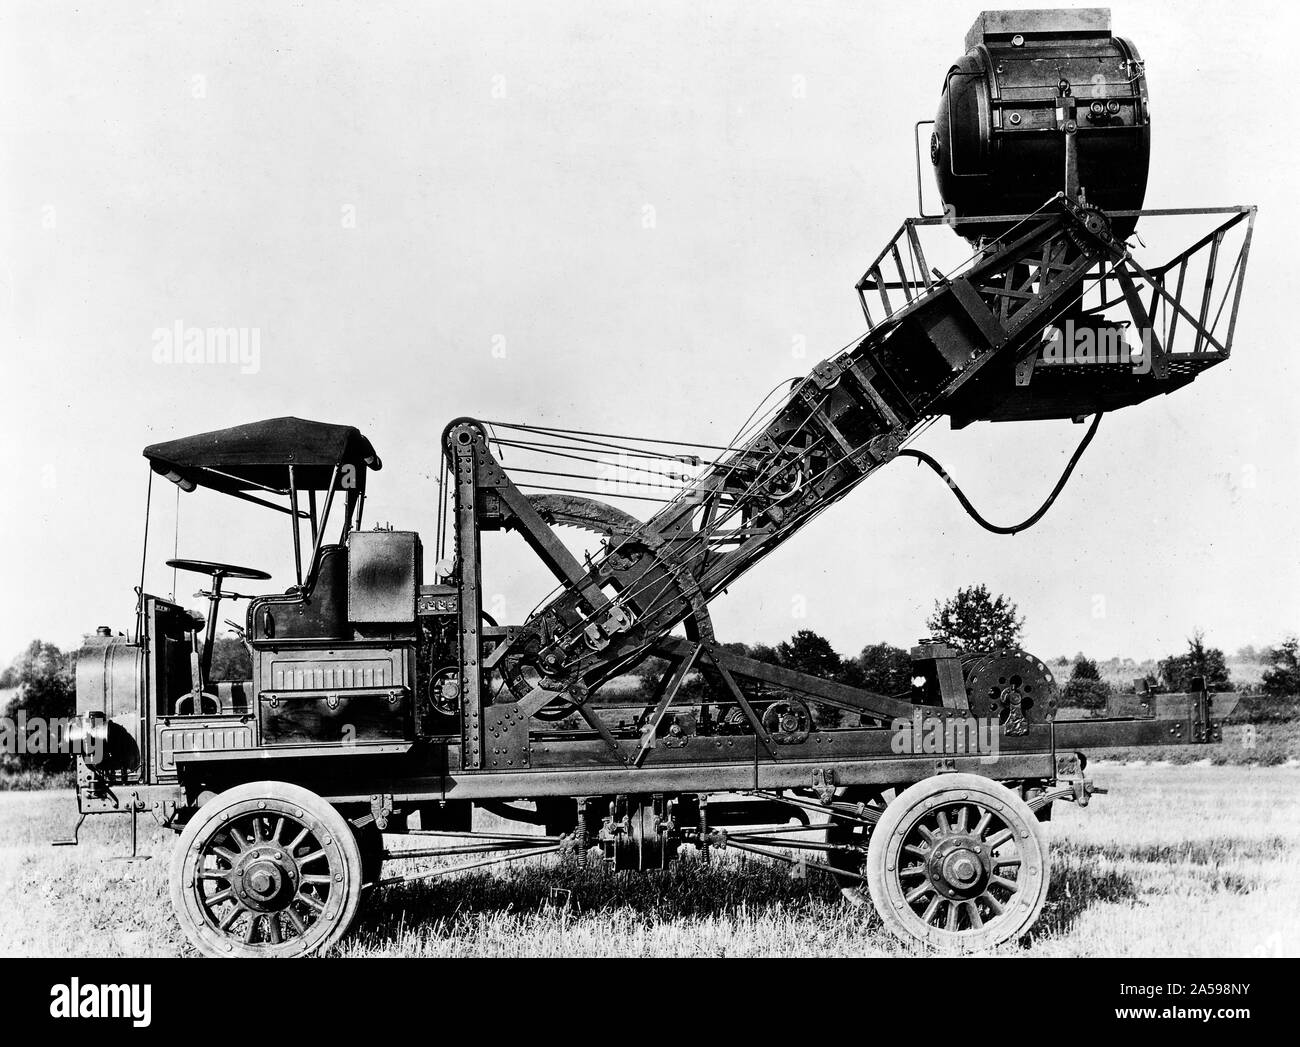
[0, 0, 1296, 666]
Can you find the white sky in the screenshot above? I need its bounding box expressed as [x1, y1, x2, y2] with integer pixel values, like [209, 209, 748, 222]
[0, 0, 1296, 665]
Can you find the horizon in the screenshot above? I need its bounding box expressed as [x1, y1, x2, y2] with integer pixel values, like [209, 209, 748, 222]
[0, 620, 1284, 672]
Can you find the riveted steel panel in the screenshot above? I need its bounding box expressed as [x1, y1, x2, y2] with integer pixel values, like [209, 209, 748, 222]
[156, 719, 254, 774]
[348, 530, 420, 623]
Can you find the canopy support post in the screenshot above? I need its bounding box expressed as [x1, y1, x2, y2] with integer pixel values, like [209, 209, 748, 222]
[136, 467, 153, 643]
[305, 464, 341, 587]
[288, 466, 303, 588]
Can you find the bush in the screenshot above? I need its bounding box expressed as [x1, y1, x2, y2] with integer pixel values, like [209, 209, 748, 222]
[1158, 631, 1233, 692]
[1262, 637, 1300, 697]
[1060, 655, 1112, 712]
[1070, 655, 1102, 682]
[1219, 692, 1300, 725]
[1063, 677, 1111, 712]
[0, 767, 75, 791]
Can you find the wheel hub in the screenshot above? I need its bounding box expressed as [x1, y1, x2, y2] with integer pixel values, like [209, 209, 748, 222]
[926, 834, 992, 900]
[231, 848, 299, 912]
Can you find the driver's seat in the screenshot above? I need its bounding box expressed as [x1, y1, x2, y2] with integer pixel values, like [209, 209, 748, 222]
[247, 545, 348, 642]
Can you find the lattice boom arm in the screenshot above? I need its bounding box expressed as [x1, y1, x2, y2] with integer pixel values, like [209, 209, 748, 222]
[462, 198, 1131, 694]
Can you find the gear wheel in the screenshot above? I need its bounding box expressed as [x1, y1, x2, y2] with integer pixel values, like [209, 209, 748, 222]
[1064, 202, 1116, 260]
[762, 696, 812, 745]
[497, 495, 715, 719]
[961, 650, 1057, 733]
[527, 494, 714, 643]
[530, 493, 648, 540]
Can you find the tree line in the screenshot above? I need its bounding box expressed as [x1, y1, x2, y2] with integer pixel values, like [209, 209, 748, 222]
[2, 585, 1297, 775]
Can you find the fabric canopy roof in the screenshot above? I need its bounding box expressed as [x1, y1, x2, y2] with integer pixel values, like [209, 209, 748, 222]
[143, 416, 381, 493]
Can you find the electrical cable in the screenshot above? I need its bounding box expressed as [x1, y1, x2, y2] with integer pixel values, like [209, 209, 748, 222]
[897, 412, 1102, 535]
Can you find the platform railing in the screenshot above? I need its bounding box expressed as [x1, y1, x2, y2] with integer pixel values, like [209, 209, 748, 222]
[855, 205, 1256, 367]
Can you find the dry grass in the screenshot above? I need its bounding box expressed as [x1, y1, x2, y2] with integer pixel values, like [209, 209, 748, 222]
[1, 764, 1297, 957]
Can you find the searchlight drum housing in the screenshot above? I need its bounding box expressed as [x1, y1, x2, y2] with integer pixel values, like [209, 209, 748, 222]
[931, 8, 1150, 241]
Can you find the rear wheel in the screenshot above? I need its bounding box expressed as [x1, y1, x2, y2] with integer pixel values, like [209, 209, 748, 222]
[170, 781, 364, 957]
[865, 773, 1050, 951]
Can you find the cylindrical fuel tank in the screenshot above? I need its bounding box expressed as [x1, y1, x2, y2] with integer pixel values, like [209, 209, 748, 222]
[931, 9, 1149, 241]
[75, 632, 144, 772]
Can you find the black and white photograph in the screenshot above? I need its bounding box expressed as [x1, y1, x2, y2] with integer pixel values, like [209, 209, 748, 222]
[0, 0, 1294, 1022]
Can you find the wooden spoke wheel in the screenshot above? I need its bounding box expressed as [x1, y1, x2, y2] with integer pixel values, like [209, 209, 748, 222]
[865, 773, 1049, 951]
[170, 782, 364, 957]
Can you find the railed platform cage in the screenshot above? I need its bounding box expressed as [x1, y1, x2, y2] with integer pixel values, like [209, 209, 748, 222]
[849, 9, 1255, 429]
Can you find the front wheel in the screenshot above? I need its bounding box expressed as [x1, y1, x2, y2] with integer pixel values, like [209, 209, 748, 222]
[865, 773, 1050, 952]
[170, 781, 365, 957]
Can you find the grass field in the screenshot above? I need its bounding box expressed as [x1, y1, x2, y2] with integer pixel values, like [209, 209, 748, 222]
[0, 763, 1296, 957]
[1083, 722, 1300, 766]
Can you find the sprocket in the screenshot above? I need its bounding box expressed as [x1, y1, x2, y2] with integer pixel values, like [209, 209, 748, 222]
[961, 649, 1058, 734]
[1064, 201, 1117, 260]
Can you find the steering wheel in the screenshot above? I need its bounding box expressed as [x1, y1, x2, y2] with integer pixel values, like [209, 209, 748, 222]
[165, 558, 271, 581]
[168, 560, 270, 708]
